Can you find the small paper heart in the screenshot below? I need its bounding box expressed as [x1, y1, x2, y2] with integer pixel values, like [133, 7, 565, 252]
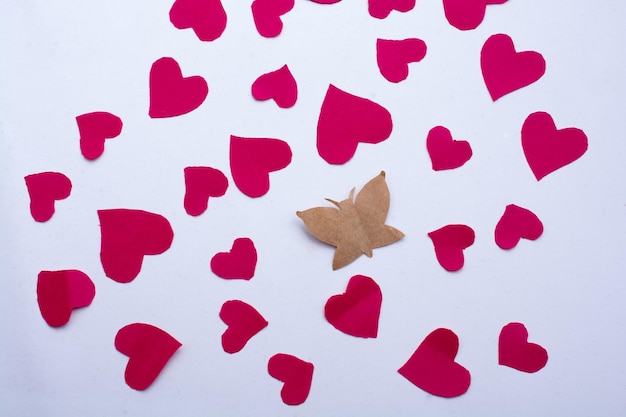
[368, 0, 415, 19]
[443, 0, 508, 31]
[426, 126, 473, 171]
[325, 275, 382, 338]
[499, 322, 548, 373]
[37, 270, 95, 327]
[184, 166, 228, 216]
[251, 0, 294, 38]
[219, 300, 268, 353]
[24, 172, 72, 222]
[251, 64, 298, 108]
[211, 237, 257, 280]
[149, 57, 208, 118]
[268, 353, 314, 405]
[376, 38, 427, 83]
[495, 204, 543, 249]
[76, 111, 123, 160]
[428, 224, 475, 272]
[169, 0, 227, 42]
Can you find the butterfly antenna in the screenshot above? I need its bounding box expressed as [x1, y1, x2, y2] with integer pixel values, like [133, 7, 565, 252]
[349, 187, 356, 201]
[325, 198, 341, 207]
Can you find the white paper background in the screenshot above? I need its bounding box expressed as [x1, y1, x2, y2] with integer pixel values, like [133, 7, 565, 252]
[1, 1, 625, 416]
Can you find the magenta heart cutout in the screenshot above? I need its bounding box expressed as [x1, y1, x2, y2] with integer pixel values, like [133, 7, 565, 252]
[368, 0, 415, 19]
[184, 166, 228, 216]
[428, 224, 475, 272]
[24, 172, 72, 222]
[499, 322, 548, 373]
[251, 64, 298, 108]
[219, 300, 268, 353]
[149, 57, 208, 118]
[169, 0, 227, 42]
[211, 237, 257, 280]
[495, 204, 543, 249]
[251, 0, 294, 38]
[443, 0, 508, 31]
[325, 275, 382, 338]
[37, 270, 95, 327]
[376, 38, 427, 83]
[426, 126, 473, 171]
[268, 353, 314, 405]
[76, 111, 123, 160]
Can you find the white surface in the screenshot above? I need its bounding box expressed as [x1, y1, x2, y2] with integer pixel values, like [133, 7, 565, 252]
[1, 1, 625, 416]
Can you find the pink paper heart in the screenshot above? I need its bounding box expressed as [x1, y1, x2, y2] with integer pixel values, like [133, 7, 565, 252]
[211, 237, 257, 280]
[428, 224, 475, 272]
[37, 270, 95, 327]
[369, 0, 415, 19]
[76, 111, 123, 160]
[149, 57, 208, 118]
[24, 172, 72, 222]
[376, 38, 427, 83]
[169, 0, 227, 42]
[219, 300, 268, 353]
[495, 204, 543, 249]
[499, 322, 548, 373]
[251, 64, 298, 108]
[268, 353, 314, 405]
[184, 166, 228, 216]
[443, 0, 508, 31]
[325, 275, 382, 338]
[251, 0, 294, 38]
[426, 126, 473, 171]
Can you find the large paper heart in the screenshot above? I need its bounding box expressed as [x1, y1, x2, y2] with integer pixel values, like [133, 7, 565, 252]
[229, 135, 292, 197]
[211, 237, 257, 280]
[251, 0, 294, 38]
[24, 172, 72, 222]
[219, 300, 268, 353]
[499, 322, 548, 373]
[115, 323, 182, 391]
[495, 204, 543, 249]
[184, 166, 228, 216]
[268, 353, 314, 405]
[76, 111, 123, 160]
[443, 0, 508, 31]
[481, 33, 545, 101]
[398, 328, 471, 398]
[169, 0, 227, 42]
[317, 84, 393, 165]
[324, 275, 382, 338]
[376, 38, 427, 83]
[37, 270, 95, 327]
[521, 111, 588, 181]
[98, 209, 174, 283]
[426, 126, 473, 171]
[149, 57, 208, 118]
[368, 0, 415, 19]
[428, 224, 475, 272]
[251, 64, 298, 108]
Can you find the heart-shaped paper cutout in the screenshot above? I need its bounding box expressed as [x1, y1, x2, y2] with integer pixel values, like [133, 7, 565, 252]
[115, 323, 182, 390]
[325, 275, 382, 338]
[149, 57, 208, 118]
[317, 84, 393, 165]
[495, 204, 543, 249]
[184, 166, 228, 216]
[251, 64, 298, 108]
[368, 0, 415, 19]
[76, 111, 123, 160]
[219, 300, 268, 353]
[376, 38, 427, 83]
[499, 322, 548, 373]
[251, 0, 294, 38]
[522, 111, 588, 181]
[98, 209, 174, 283]
[398, 328, 471, 398]
[211, 237, 257, 280]
[230, 135, 292, 197]
[443, 0, 508, 31]
[169, 0, 227, 42]
[481, 33, 545, 101]
[268, 353, 314, 405]
[426, 126, 473, 171]
[37, 270, 95, 327]
[24, 172, 72, 222]
[428, 224, 475, 272]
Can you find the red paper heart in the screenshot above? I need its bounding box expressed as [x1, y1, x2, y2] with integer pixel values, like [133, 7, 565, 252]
[229, 135, 292, 197]
[184, 166, 228, 216]
[98, 209, 174, 283]
[325, 275, 382, 338]
[481, 33, 545, 101]
[499, 322, 548, 373]
[115, 323, 182, 390]
[376, 38, 427, 83]
[428, 224, 475, 272]
[169, 0, 227, 42]
[211, 237, 257, 280]
[76, 112, 123, 160]
[495, 204, 543, 249]
[251, 65, 298, 108]
[36, 270, 95, 327]
[398, 328, 471, 398]
[522, 111, 588, 181]
[368, 0, 415, 19]
[251, 0, 294, 38]
[24, 172, 72, 222]
[268, 353, 314, 405]
[317, 84, 393, 165]
[219, 300, 268, 353]
[149, 57, 208, 118]
[426, 126, 473, 171]
[443, 0, 508, 31]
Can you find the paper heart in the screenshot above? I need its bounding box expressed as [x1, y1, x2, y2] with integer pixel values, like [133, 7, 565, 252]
[495, 204, 543, 249]
[317, 84, 393, 164]
[169, 0, 227, 42]
[324, 275, 382, 338]
[251, 0, 294, 38]
[229, 135, 292, 197]
[481, 33, 545, 101]
[115, 323, 182, 390]
[376, 38, 427, 83]
[219, 300, 268, 353]
[211, 237, 257, 280]
[398, 328, 471, 398]
[443, 0, 508, 31]
[522, 111, 588, 181]
[149, 57, 208, 118]
[368, 0, 415, 19]
[251, 65, 298, 108]
[184, 166, 228, 216]
[24, 172, 72, 222]
[76, 111, 123, 160]
[98, 209, 174, 283]
[268, 353, 314, 405]
[499, 322, 548, 373]
[426, 126, 473, 171]
[37, 270, 95, 327]
[428, 224, 475, 272]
